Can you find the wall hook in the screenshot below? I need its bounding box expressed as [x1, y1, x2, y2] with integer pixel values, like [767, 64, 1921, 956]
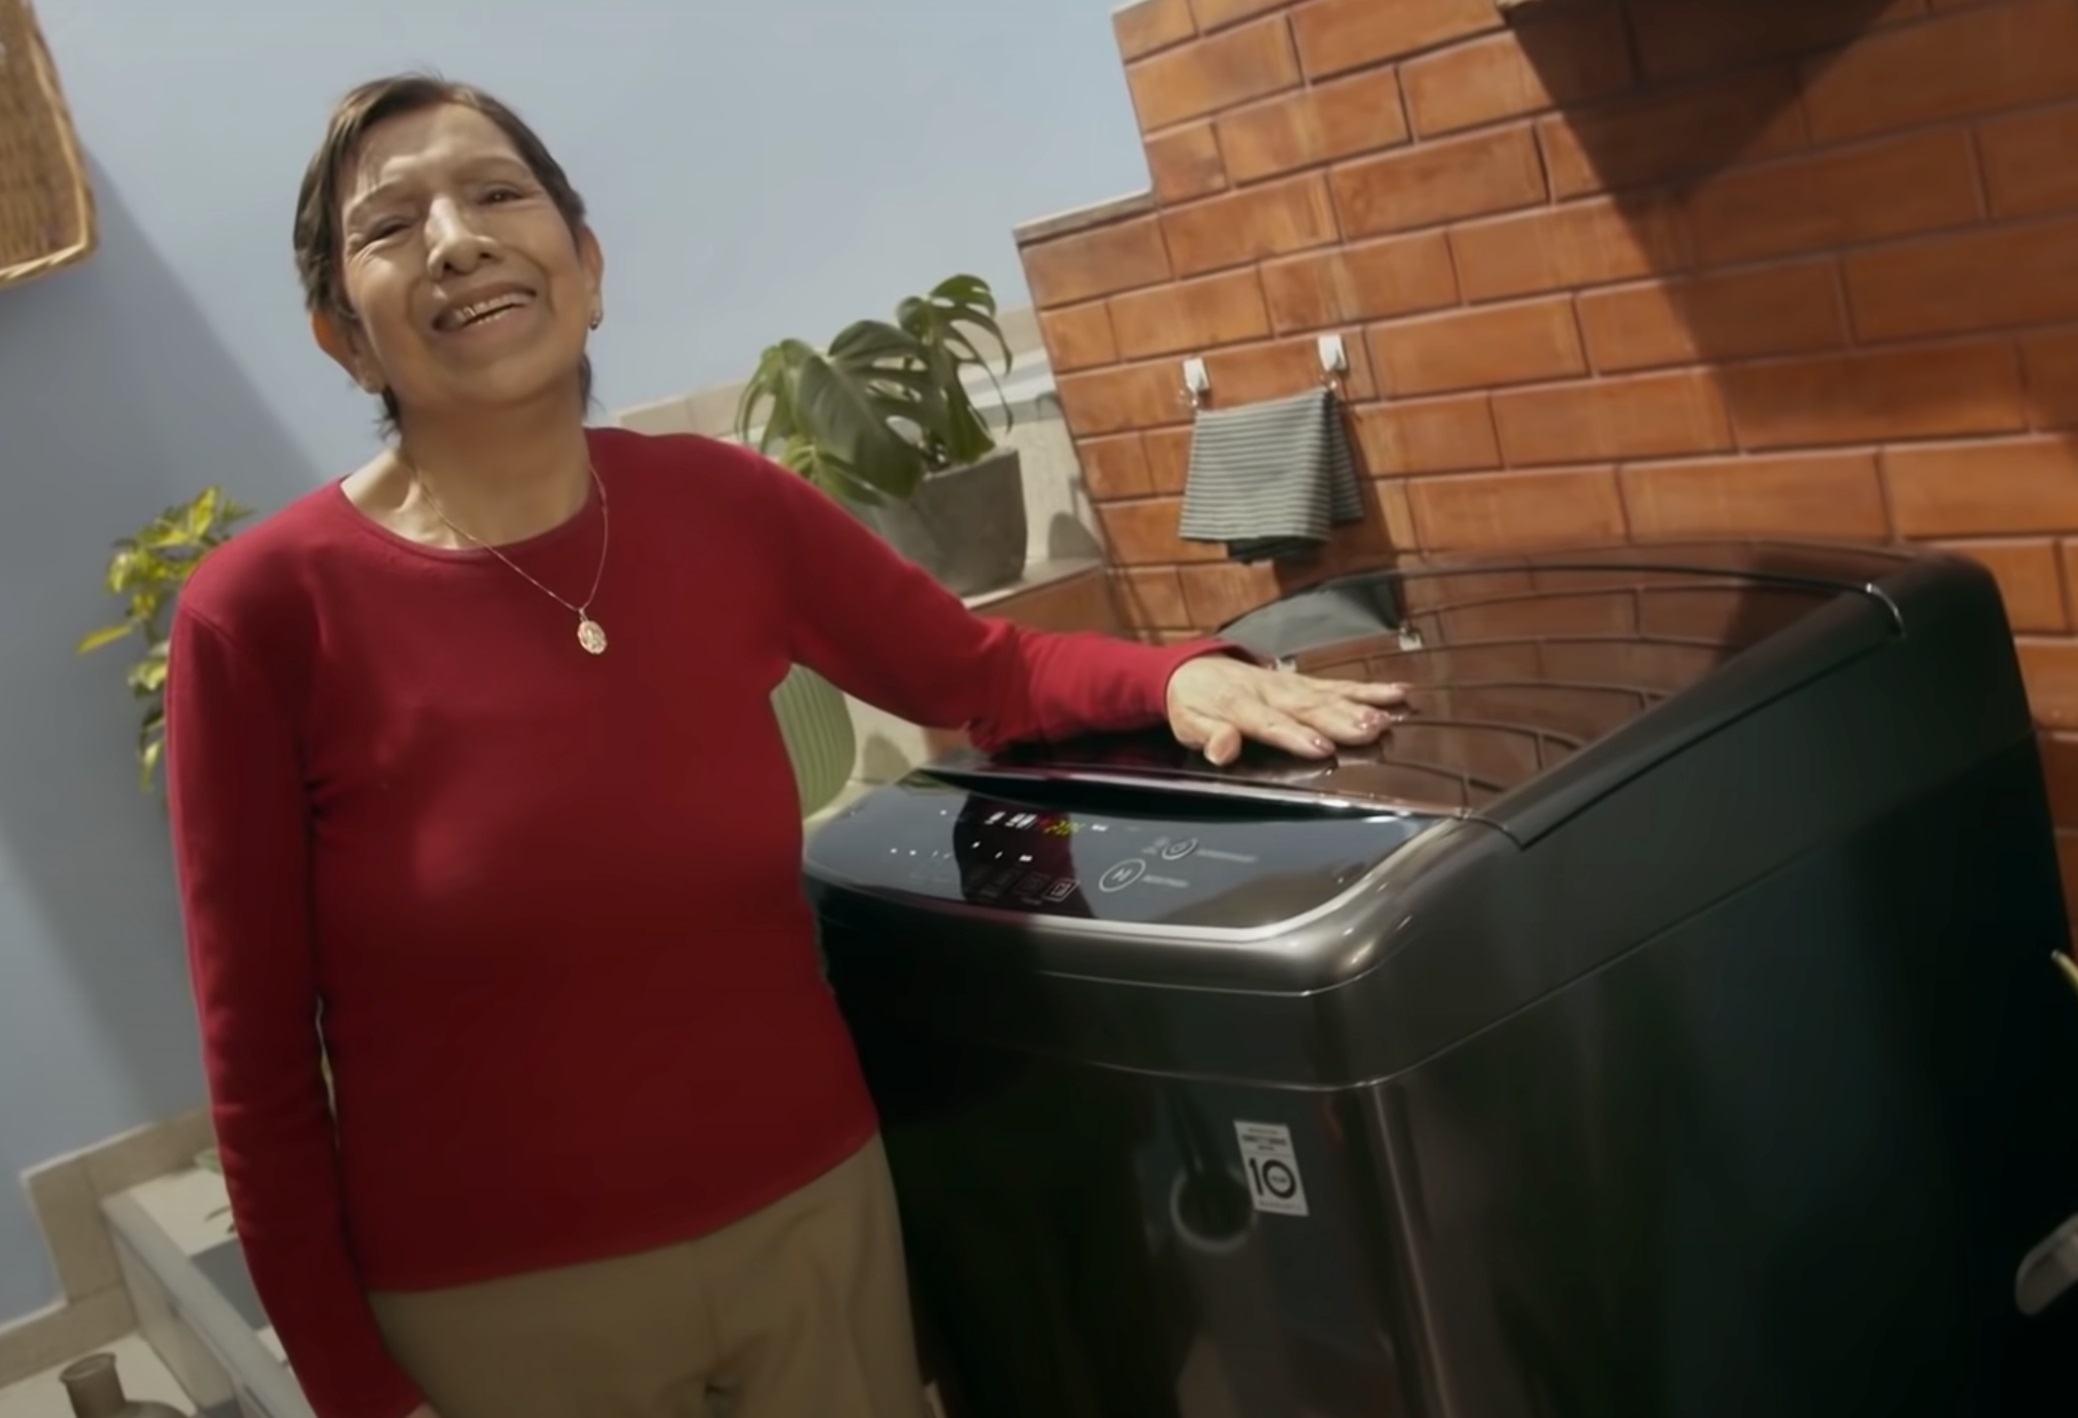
[1317, 333, 1349, 396]
[1180, 356, 1211, 410]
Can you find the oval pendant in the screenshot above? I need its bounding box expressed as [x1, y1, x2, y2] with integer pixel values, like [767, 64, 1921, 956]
[577, 617, 608, 655]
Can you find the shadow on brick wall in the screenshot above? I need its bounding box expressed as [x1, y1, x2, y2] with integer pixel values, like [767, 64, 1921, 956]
[1500, 0, 2078, 546]
[1515, 0, 1904, 196]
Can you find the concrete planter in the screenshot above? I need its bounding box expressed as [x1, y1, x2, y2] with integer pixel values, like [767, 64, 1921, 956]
[856, 446, 1028, 599]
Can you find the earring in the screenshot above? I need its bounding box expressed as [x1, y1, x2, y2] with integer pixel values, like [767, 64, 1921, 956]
[588, 309, 603, 331]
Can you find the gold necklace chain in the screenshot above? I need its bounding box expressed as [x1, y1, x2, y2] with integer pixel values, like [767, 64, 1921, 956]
[405, 456, 613, 655]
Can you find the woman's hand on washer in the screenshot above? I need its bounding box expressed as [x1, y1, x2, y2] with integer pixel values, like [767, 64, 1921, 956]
[1166, 656, 1406, 766]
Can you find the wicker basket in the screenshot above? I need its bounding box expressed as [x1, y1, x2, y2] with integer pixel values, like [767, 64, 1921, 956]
[0, 0, 95, 292]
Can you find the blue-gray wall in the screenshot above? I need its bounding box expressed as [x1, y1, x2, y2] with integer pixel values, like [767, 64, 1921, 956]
[0, 0, 1143, 1320]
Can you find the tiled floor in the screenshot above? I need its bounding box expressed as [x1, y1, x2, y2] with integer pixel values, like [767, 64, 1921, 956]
[0, 1333, 193, 1418]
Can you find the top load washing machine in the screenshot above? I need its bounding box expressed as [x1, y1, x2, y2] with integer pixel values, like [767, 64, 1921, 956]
[804, 541, 2078, 1418]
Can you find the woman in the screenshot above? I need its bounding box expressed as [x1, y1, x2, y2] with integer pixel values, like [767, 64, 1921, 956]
[164, 73, 1404, 1418]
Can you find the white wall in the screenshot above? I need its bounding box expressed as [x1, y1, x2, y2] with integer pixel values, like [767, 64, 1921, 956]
[0, 0, 1144, 1320]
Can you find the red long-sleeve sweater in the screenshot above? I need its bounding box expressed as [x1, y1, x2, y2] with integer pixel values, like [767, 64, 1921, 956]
[165, 428, 1219, 1418]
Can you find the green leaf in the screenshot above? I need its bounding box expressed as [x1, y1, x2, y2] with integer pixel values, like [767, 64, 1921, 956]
[83, 485, 244, 797]
[128, 649, 168, 696]
[735, 340, 810, 452]
[737, 274, 1015, 504]
[105, 547, 143, 595]
[75, 624, 134, 655]
[183, 486, 221, 541]
[138, 734, 164, 793]
[783, 437, 888, 506]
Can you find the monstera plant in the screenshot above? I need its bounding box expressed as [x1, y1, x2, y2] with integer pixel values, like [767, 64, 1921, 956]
[735, 273, 1030, 597]
[76, 485, 252, 791]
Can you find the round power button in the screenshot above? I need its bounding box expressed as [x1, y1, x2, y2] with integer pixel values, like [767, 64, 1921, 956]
[1097, 859, 1147, 893]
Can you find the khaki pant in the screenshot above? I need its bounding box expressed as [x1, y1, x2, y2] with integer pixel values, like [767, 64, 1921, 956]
[369, 1136, 929, 1418]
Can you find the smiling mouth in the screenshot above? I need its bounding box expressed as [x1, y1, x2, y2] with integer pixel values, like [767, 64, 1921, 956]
[434, 292, 535, 333]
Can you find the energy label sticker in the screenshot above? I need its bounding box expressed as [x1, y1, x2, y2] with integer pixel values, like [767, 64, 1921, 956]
[1234, 1120, 1310, 1217]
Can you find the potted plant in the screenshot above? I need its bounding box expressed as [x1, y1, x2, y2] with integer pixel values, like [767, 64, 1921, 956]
[75, 485, 252, 792]
[734, 273, 1028, 598]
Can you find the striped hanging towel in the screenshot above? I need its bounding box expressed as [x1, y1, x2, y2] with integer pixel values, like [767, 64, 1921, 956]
[1176, 386, 1363, 564]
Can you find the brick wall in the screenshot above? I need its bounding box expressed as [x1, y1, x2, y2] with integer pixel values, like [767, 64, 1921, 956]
[1016, 0, 2078, 888]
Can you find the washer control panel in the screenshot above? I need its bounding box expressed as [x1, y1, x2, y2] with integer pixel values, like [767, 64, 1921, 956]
[806, 777, 1435, 930]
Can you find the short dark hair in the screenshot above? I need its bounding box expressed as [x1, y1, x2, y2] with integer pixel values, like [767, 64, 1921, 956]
[293, 74, 593, 431]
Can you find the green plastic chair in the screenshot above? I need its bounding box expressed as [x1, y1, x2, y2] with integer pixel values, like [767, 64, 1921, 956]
[770, 663, 857, 819]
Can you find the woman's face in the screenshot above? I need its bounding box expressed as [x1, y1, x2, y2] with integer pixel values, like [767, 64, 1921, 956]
[328, 103, 602, 424]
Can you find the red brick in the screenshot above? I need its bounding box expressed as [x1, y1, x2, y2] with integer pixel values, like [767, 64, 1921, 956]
[1317, 484, 1401, 566]
[1204, 334, 1380, 406]
[1801, 0, 2078, 144]
[2057, 835, 2078, 936]
[1402, 5, 1633, 136]
[1078, 435, 1155, 500]
[1352, 394, 1500, 475]
[1537, 68, 1808, 199]
[1577, 262, 1848, 373]
[1684, 128, 1983, 268]
[1127, 17, 1301, 132]
[1934, 540, 2069, 631]
[2016, 638, 2078, 729]
[1331, 126, 1547, 239]
[1216, 68, 1409, 184]
[1038, 302, 1118, 373]
[1620, 451, 1889, 541]
[1371, 477, 1419, 550]
[1144, 428, 1194, 493]
[1290, 0, 1504, 79]
[1449, 195, 1689, 304]
[1980, 103, 2078, 219]
[1846, 218, 2078, 342]
[1109, 270, 1271, 360]
[1410, 468, 1628, 550]
[1187, 0, 1287, 30]
[1631, 0, 1924, 83]
[1370, 297, 1586, 397]
[1112, 566, 1192, 627]
[1145, 123, 1228, 204]
[2041, 731, 2078, 824]
[1098, 497, 1223, 565]
[2063, 543, 2078, 626]
[1057, 363, 1190, 438]
[2023, 328, 2078, 427]
[1727, 341, 2026, 450]
[1116, 0, 1196, 61]
[1163, 174, 1340, 276]
[1886, 437, 2078, 537]
[1492, 370, 1734, 466]
[1022, 218, 1173, 308]
[1179, 562, 1286, 625]
[1260, 232, 1458, 333]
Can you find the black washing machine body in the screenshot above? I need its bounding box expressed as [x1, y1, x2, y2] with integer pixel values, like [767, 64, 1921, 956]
[806, 542, 2078, 1418]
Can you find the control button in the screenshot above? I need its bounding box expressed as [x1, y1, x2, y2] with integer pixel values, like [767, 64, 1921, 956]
[1043, 879, 1077, 902]
[1159, 838, 1199, 861]
[1098, 859, 1148, 893]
